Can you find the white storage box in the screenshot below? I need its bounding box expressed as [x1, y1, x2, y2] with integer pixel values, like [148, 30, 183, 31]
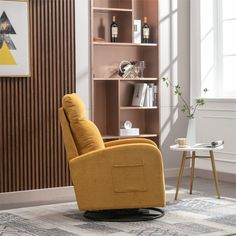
[134, 20, 141, 44]
[120, 128, 140, 136]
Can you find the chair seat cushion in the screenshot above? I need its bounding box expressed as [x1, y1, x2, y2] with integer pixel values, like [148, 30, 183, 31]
[62, 94, 105, 155]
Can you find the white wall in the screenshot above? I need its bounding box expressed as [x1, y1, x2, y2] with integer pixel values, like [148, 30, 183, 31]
[75, 0, 191, 173]
[159, 0, 190, 170]
[75, 0, 91, 117]
[196, 100, 236, 174]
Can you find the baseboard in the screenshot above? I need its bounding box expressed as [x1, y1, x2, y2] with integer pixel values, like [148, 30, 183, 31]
[0, 186, 76, 210]
[195, 169, 236, 183]
[1, 168, 189, 210]
[3, 168, 232, 211]
[165, 167, 191, 178]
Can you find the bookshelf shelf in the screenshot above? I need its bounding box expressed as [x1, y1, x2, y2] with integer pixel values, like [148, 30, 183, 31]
[93, 42, 157, 47]
[93, 7, 133, 13]
[120, 106, 158, 110]
[91, 0, 160, 146]
[93, 77, 157, 81]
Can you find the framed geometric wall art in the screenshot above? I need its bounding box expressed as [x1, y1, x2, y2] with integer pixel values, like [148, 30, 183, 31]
[0, 0, 30, 77]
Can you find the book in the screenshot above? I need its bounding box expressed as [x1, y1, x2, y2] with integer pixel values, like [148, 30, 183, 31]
[153, 85, 157, 106]
[144, 85, 150, 107]
[132, 83, 147, 106]
[193, 140, 224, 148]
[143, 83, 155, 107]
[149, 83, 154, 107]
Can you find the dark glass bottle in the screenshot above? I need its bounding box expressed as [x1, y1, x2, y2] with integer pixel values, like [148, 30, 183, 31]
[142, 17, 150, 43]
[111, 16, 118, 42]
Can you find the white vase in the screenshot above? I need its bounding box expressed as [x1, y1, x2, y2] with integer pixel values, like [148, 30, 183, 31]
[186, 118, 196, 146]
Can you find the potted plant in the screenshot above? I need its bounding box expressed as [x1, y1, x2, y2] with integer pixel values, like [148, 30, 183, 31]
[162, 77, 208, 145]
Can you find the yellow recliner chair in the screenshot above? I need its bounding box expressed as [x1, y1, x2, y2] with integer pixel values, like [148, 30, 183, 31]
[59, 93, 165, 221]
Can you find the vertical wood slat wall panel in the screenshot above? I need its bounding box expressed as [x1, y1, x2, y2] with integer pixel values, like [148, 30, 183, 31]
[0, 0, 75, 193]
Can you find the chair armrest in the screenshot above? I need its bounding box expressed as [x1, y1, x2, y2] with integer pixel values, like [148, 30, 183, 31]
[104, 138, 157, 148]
[69, 143, 165, 210]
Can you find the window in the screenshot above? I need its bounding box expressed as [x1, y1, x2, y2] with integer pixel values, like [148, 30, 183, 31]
[192, 0, 236, 98]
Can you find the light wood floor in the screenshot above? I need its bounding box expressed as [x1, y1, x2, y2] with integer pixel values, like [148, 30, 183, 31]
[166, 176, 236, 199]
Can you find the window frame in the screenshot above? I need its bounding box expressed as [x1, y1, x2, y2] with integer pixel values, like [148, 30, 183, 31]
[191, 0, 236, 99]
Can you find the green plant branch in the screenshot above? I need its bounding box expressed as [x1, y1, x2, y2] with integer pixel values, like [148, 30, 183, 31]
[162, 77, 207, 119]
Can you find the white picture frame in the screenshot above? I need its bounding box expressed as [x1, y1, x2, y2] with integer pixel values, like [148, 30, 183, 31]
[0, 0, 30, 77]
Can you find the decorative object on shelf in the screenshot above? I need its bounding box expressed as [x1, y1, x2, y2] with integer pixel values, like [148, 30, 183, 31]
[120, 128, 140, 136]
[119, 60, 146, 79]
[93, 37, 105, 42]
[134, 19, 141, 43]
[123, 120, 132, 129]
[111, 15, 118, 42]
[0, 0, 30, 77]
[118, 60, 137, 78]
[120, 120, 140, 136]
[142, 17, 150, 43]
[138, 60, 145, 78]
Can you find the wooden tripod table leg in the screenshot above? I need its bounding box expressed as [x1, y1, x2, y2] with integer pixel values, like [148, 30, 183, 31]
[210, 150, 220, 199]
[190, 151, 196, 194]
[175, 151, 187, 200]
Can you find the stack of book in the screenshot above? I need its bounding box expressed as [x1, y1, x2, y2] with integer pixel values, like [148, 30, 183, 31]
[131, 83, 157, 107]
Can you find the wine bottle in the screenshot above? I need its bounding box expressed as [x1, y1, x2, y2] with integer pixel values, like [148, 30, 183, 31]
[111, 16, 118, 42]
[142, 17, 150, 43]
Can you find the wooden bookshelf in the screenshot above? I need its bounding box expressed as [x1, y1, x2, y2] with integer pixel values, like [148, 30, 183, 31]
[91, 0, 160, 145]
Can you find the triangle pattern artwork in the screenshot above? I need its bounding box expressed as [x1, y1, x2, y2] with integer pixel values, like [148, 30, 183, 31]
[0, 11, 16, 34]
[0, 35, 16, 50]
[0, 11, 17, 65]
[0, 41, 16, 65]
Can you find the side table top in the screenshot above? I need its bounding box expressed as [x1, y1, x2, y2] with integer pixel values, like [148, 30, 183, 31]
[170, 144, 224, 151]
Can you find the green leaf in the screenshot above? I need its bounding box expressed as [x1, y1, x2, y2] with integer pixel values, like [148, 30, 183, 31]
[196, 99, 205, 106]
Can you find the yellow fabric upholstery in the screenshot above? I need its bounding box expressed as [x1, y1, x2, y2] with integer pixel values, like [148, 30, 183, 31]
[59, 108, 79, 161]
[104, 138, 157, 148]
[62, 94, 105, 155]
[59, 93, 166, 211]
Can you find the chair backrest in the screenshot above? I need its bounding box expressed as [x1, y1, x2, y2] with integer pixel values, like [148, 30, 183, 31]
[61, 94, 105, 156]
[59, 108, 79, 161]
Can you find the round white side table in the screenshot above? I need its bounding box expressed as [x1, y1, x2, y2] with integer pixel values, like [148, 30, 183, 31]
[170, 144, 224, 200]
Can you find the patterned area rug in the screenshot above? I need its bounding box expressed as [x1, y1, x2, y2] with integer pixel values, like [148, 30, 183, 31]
[0, 188, 236, 236]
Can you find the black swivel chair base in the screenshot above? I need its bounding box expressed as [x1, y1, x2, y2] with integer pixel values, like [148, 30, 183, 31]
[84, 208, 165, 222]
